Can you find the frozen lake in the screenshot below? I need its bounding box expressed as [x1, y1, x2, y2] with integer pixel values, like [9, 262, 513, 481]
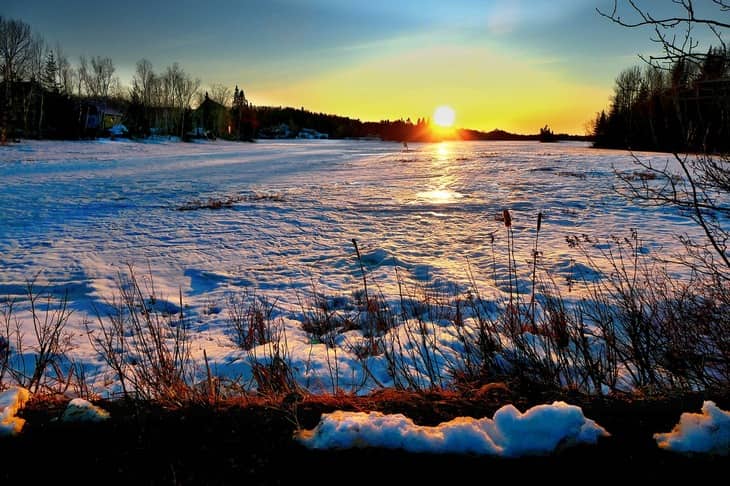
[0, 138, 704, 393]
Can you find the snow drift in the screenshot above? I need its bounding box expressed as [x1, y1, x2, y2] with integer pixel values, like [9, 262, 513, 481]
[296, 401, 610, 456]
[654, 401, 730, 455]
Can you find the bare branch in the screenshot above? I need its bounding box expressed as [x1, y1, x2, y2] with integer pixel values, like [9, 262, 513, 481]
[598, 0, 730, 69]
[598, 1, 730, 29]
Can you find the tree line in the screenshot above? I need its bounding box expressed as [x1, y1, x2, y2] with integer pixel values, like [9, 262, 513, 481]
[0, 15, 434, 142]
[0, 16, 208, 141]
[592, 46, 730, 153]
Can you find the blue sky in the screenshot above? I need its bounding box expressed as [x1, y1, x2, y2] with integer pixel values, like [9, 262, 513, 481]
[2, 1, 721, 133]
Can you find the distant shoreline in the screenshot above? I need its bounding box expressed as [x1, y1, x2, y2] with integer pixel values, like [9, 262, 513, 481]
[1, 132, 594, 145]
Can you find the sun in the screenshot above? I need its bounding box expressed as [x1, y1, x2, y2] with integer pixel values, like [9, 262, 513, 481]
[433, 105, 456, 127]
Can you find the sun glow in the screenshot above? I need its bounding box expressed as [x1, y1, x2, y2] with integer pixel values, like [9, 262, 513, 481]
[433, 105, 456, 127]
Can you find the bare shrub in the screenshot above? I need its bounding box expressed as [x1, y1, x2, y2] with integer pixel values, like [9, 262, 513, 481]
[225, 289, 300, 398]
[568, 230, 729, 393]
[88, 265, 196, 403]
[428, 215, 729, 397]
[247, 320, 299, 398]
[448, 262, 507, 390]
[0, 279, 73, 394]
[0, 304, 12, 389]
[351, 239, 398, 344]
[297, 284, 358, 395]
[298, 284, 356, 349]
[226, 290, 277, 350]
[380, 278, 459, 391]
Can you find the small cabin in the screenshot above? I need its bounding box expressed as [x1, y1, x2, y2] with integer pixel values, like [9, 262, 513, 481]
[82, 102, 123, 130]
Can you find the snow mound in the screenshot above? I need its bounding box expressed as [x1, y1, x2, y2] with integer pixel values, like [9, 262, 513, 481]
[296, 401, 609, 456]
[0, 386, 31, 436]
[654, 401, 730, 455]
[491, 401, 610, 456]
[109, 124, 128, 137]
[61, 398, 110, 423]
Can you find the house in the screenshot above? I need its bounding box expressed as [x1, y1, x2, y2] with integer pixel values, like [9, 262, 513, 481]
[257, 123, 293, 139]
[192, 93, 231, 139]
[296, 128, 328, 139]
[82, 101, 123, 131]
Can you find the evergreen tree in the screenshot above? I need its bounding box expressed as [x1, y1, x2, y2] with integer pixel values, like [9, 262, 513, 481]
[231, 84, 255, 140]
[539, 124, 556, 142]
[42, 50, 59, 92]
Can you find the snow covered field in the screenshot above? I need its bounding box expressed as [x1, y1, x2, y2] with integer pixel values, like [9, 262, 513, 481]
[0, 138, 707, 395]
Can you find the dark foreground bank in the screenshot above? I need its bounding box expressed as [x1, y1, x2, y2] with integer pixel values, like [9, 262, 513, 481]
[1, 389, 728, 485]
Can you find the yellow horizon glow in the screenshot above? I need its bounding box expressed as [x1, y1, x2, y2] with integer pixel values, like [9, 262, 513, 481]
[249, 45, 611, 135]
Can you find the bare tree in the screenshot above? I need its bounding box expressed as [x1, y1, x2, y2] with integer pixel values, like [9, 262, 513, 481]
[132, 58, 156, 107]
[129, 59, 157, 133]
[600, 1, 729, 279]
[92, 56, 115, 99]
[159, 63, 178, 134]
[26, 33, 44, 80]
[209, 83, 232, 107]
[108, 75, 124, 100]
[643, 63, 667, 94]
[613, 66, 644, 113]
[54, 43, 74, 96]
[177, 72, 200, 139]
[78, 56, 89, 96]
[0, 17, 32, 83]
[598, 0, 730, 70]
[79, 55, 115, 99]
[148, 73, 165, 130]
[615, 153, 729, 278]
[0, 16, 33, 143]
[17, 32, 45, 136]
[163, 62, 200, 138]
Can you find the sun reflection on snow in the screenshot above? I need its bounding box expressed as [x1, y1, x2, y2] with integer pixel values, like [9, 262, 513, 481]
[417, 189, 464, 204]
[436, 142, 451, 159]
[414, 143, 464, 204]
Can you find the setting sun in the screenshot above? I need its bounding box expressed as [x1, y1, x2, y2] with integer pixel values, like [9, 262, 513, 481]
[433, 105, 456, 127]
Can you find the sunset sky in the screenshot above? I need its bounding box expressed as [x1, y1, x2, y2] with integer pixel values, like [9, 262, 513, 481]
[2, 1, 716, 134]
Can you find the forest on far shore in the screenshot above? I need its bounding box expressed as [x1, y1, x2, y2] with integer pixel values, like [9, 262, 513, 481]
[592, 46, 730, 154]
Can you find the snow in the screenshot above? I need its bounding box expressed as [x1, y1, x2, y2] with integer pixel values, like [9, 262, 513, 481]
[296, 400, 609, 456]
[654, 401, 730, 455]
[0, 138, 714, 395]
[61, 398, 110, 423]
[109, 124, 128, 137]
[0, 387, 31, 436]
[2, 138, 728, 458]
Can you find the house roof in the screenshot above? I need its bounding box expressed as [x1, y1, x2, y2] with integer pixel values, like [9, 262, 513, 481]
[195, 96, 227, 112]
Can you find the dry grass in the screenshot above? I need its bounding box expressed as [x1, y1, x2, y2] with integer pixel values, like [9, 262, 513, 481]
[176, 191, 284, 211]
[0, 222, 727, 410]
